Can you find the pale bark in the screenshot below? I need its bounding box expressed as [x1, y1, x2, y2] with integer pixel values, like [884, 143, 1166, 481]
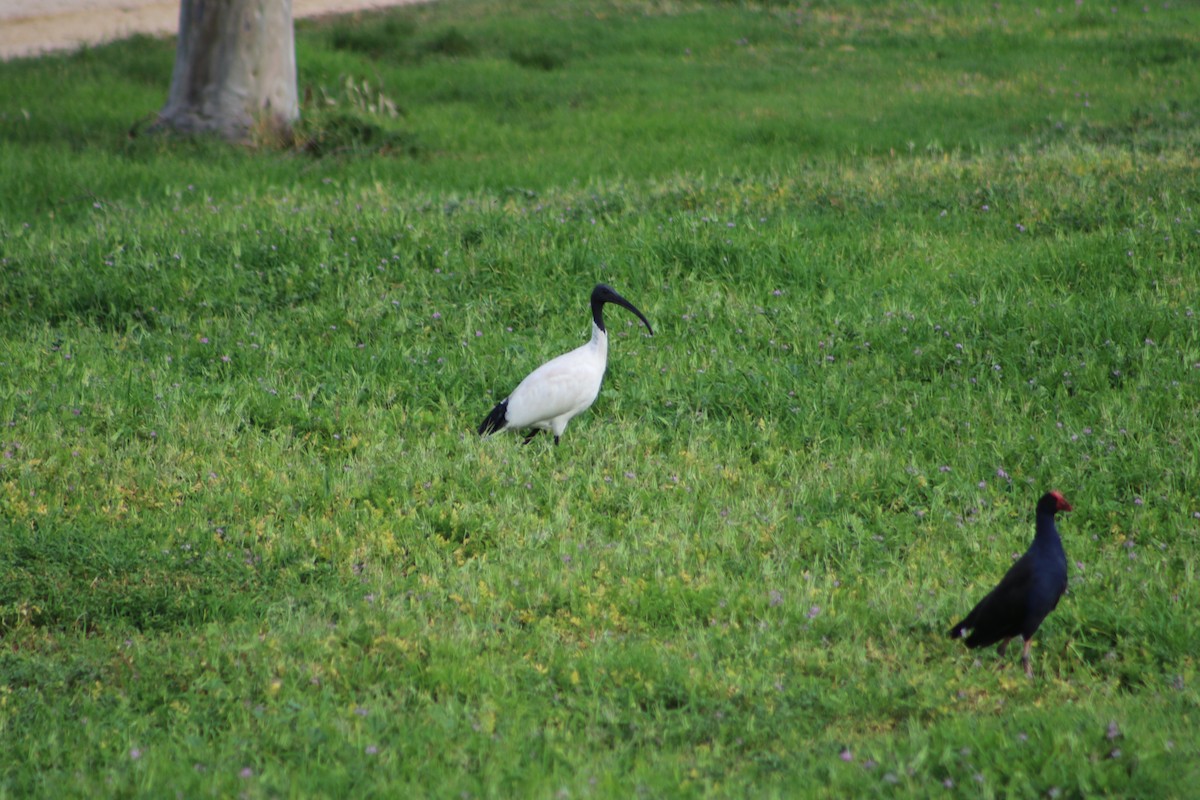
[157, 0, 298, 142]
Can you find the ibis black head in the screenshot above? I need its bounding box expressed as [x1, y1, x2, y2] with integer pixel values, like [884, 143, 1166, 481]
[591, 284, 654, 335]
[1037, 490, 1073, 515]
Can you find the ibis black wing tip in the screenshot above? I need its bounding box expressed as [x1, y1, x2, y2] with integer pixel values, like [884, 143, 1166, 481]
[478, 399, 509, 436]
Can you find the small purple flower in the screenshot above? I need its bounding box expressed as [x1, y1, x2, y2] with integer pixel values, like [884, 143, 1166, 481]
[840, 748, 853, 762]
[432, 312, 442, 320]
[130, 748, 142, 760]
[943, 778, 955, 788]
[1134, 497, 1144, 506]
[996, 467, 1010, 481]
[768, 589, 783, 607]
[807, 605, 821, 619]
[366, 745, 379, 755]
[355, 706, 369, 717]
[1106, 721, 1121, 740]
[939, 465, 951, 473]
[240, 767, 254, 779]
[200, 337, 210, 344]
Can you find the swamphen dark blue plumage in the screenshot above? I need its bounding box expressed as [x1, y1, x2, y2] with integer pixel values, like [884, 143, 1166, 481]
[948, 490, 1073, 678]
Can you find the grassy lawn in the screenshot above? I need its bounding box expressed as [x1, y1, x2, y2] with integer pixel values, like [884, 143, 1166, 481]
[1, 0, 1199, 796]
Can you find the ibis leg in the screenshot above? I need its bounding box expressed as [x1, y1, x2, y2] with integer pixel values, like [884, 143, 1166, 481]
[554, 435, 560, 446]
[997, 637, 1012, 657]
[1021, 639, 1034, 679]
[522, 430, 542, 445]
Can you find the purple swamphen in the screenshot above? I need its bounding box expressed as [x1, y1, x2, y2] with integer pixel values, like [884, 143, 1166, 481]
[948, 490, 1073, 678]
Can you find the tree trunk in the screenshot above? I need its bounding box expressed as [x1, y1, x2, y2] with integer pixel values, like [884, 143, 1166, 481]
[157, 0, 298, 143]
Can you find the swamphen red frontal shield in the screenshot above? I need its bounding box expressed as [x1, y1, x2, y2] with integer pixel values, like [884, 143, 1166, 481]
[948, 490, 1073, 678]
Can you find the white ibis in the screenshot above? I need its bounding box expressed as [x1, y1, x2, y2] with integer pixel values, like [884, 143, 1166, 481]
[478, 284, 654, 445]
[948, 490, 1073, 678]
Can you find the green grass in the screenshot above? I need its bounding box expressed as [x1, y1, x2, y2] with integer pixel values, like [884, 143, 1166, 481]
[2, 0, 1200, 796]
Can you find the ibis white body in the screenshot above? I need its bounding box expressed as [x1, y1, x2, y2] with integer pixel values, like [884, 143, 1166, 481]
[479, 284, 653, 445]
[502, 323, 609, 438]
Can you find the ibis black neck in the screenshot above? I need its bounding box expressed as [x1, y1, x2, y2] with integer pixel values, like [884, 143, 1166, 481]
[591, 296, 609, 333]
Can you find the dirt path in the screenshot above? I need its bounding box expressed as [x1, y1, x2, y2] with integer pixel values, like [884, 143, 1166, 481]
[0, 0, 426, 61]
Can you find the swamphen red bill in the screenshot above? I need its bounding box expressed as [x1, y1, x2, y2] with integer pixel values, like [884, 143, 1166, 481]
[948, 490, 1073, 678]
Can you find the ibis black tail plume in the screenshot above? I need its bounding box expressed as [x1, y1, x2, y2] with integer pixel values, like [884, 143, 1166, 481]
[478, 399, 509, 436]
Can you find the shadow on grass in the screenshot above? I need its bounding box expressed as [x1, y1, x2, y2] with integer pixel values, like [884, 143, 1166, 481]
[0, 527, 268, 636]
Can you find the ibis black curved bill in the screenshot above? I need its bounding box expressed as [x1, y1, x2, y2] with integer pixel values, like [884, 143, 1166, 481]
[591, 284, 653, 335]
